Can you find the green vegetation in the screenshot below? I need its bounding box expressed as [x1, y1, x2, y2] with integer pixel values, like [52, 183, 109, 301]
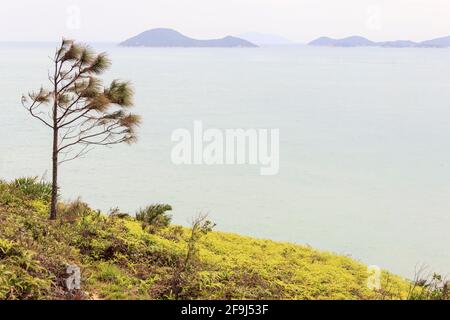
[0, 178, 446, 300]
[136, 204, 173, 232]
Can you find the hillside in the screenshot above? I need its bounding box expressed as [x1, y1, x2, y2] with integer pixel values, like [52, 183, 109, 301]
[309, 36, 376, 47]
[120, 28, 258, 48]
[0, 177, 422, 300]
[308, 35, 450, 48]
[419, 35, 450, 47]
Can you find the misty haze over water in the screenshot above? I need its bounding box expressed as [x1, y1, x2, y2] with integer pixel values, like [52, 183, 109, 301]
[1, 43, 450, 278]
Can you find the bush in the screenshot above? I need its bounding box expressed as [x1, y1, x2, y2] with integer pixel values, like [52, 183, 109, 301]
[170, 214, 216, 299]
[136, 204, 173, 231]
[58, 198, 91, 223]
[13, 177, 52, 203]
[0, 180, 26, 206]
[408, 272, 449, 300]
[108, 207, 131, 219]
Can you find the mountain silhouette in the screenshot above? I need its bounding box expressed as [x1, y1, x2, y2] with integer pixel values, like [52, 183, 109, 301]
[120, 28, 258, 48]
[309, 35, 450, 48]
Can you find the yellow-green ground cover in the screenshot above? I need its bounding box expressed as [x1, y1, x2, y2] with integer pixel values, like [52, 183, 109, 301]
[0, 178, 416, 300]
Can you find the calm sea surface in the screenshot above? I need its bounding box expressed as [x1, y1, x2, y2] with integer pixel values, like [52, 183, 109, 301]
[1, 43, 450, 278]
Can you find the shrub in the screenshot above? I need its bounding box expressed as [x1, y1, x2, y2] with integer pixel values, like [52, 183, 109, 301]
[108, 207, 131, 219]
[136, 204, 173, 231]
[408, 271, 449, 300]
[13, 177, 52, 202]
[58, 198, 92, 223]
[0, 180, 27, 206]
[170, 214, 216, 299]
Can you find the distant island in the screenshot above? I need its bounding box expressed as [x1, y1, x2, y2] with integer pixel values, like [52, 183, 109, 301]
[309, 35, 450, 48]
[238, 32, 292, 46]
[120, 28, 258, 48]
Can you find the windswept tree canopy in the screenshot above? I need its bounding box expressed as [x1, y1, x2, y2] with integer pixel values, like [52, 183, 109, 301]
[22, 39, 141, 164]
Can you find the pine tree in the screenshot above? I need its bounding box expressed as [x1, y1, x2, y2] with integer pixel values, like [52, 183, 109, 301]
[22, 39, 141, 220]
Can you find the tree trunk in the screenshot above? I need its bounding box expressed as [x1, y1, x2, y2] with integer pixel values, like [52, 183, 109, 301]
[50, 127, 58, 220]
[50, 58, 59, 221]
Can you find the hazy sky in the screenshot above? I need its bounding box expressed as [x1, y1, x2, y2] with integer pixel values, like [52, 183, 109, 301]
[1, 0, 450, 42]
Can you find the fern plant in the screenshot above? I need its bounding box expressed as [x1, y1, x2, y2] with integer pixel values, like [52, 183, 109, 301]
[136, 204, 173, 230]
